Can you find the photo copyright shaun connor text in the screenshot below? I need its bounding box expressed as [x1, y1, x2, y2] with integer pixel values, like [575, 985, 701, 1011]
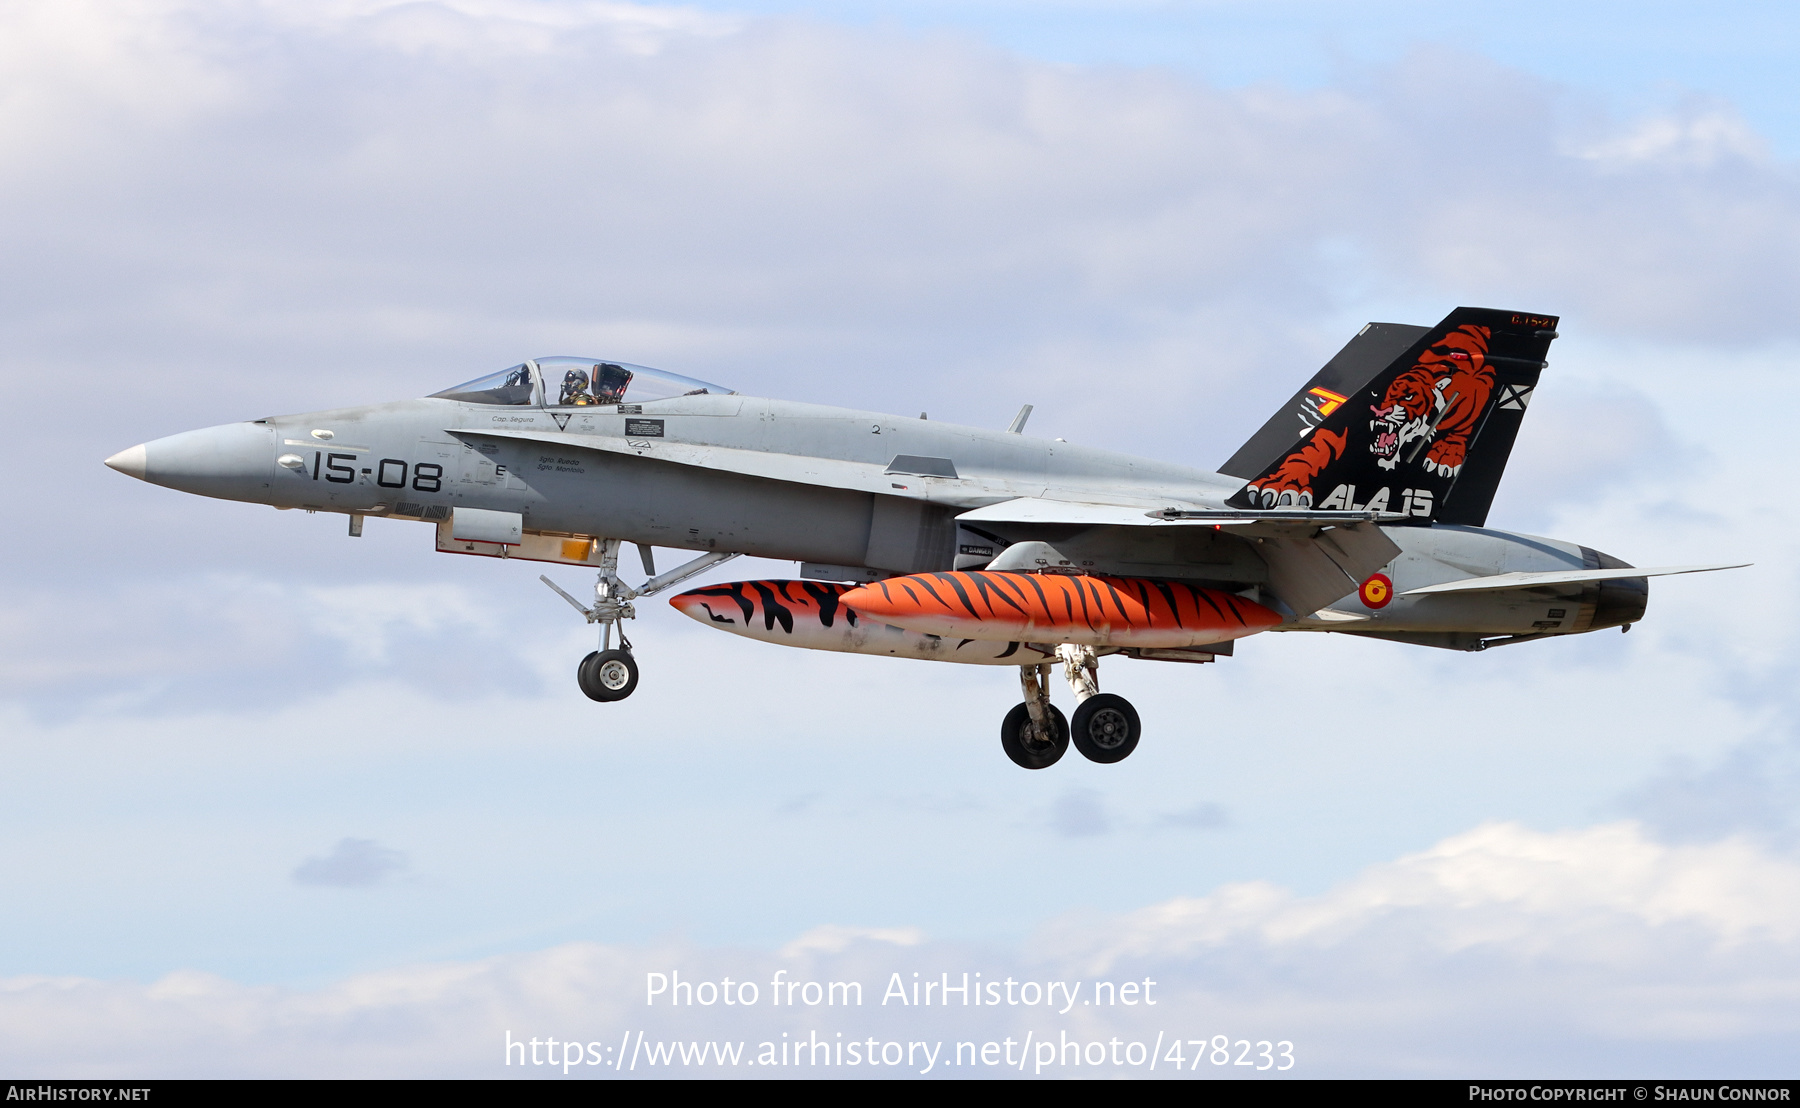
[501, 970, 1296, 1074]
[1470, 1089, 1791, 1103]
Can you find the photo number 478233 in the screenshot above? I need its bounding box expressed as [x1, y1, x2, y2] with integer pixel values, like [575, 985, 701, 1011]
[1168, 1037, 1294, 1072]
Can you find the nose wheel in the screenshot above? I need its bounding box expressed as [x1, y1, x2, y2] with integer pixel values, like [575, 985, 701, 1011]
[999, 646, 1141, 768]
[579, 648, 639, 702]
[541, 541, 741, 706]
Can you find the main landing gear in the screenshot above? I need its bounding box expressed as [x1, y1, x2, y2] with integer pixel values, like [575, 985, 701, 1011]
[542, 540, 738, 704]
[1002, 665, 1069, 769]
[1000, 644, 1141, 770]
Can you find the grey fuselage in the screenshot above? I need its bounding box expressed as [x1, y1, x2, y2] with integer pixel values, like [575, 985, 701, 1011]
[110, 390, 1646, 648]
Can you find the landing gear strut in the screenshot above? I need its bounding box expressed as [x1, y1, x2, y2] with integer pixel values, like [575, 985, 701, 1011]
[542, 541, 739, 704]
[999, 644, 1141, 769]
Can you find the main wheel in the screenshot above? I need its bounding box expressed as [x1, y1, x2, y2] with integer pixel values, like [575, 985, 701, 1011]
[1000, 702, 1069, 770]
[578, 649, 639, 702]
[1070, 693, 1140, 763]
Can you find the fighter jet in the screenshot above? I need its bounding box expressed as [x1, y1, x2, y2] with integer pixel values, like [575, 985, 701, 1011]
[105, 308, 1742, 769]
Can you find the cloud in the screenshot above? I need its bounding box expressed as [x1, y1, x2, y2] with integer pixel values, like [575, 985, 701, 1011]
[4, 820, 1799, 1076]
[779, 925, 924, 958]
[292, 838, 409, 888]
[8, 1, 1798, 426]
[1049, 788, 1111, 837]
[1048, 822, 1800, 970]
[0, 573, 539, 717]
[1155, 802, 1229, 831]
[1621, 737, 1800, 848]
[774, 792, 824, 816]
[1573, 100, 1771, 169]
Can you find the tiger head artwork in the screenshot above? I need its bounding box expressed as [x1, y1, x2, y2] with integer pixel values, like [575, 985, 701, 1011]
[1369, 324, 1493, 476]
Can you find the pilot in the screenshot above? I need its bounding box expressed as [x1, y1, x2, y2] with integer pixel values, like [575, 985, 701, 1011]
[560, 368, 594, 406]
[593, 363, 633, 405]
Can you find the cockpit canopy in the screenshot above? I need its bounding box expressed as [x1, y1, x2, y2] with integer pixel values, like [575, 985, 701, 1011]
[429, 357, 733, 407]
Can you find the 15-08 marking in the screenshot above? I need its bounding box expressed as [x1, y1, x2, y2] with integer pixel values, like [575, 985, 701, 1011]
[307, 451, 443, 491]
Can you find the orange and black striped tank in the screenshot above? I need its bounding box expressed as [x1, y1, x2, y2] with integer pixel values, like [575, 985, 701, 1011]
[668, 578, 1061, 665]
[839, 571, 1281, 648]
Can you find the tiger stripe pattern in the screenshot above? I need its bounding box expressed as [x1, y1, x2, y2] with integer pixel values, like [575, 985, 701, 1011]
[668, 579, 1058, 665]
[839, 571, 1282, 648]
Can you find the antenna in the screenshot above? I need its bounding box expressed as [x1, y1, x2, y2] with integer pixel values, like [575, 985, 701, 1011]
[1007, 404, 1033, 434]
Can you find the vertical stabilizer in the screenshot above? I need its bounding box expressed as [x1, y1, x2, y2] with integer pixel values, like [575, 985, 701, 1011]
[1223, 308, 1557, 526]
[1220, 322, 1429, 481]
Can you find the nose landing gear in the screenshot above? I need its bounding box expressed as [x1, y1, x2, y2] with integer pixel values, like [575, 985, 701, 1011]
[579, 647, 639, 702]
[543, 541, 739, 704]
[999, 644, 1141, 769]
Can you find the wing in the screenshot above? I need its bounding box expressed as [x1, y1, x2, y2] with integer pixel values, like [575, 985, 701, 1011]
[454, 426, 924, 497]
[448, 429, 1224, 510]
[955, 496, 1407, 528]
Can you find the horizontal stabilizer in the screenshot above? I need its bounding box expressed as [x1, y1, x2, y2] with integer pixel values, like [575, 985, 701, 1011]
[1401, 563, 1749, 596]
[1148, 507, 1409, 525]
[1306, 608, 1373, 623]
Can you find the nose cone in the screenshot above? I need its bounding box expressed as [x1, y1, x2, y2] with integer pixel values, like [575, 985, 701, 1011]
[104, 422, 275, 501]
[104, 445, 148, 479]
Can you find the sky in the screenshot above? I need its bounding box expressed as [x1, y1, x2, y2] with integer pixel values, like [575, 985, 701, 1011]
[1, 0, 1797, 1079]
